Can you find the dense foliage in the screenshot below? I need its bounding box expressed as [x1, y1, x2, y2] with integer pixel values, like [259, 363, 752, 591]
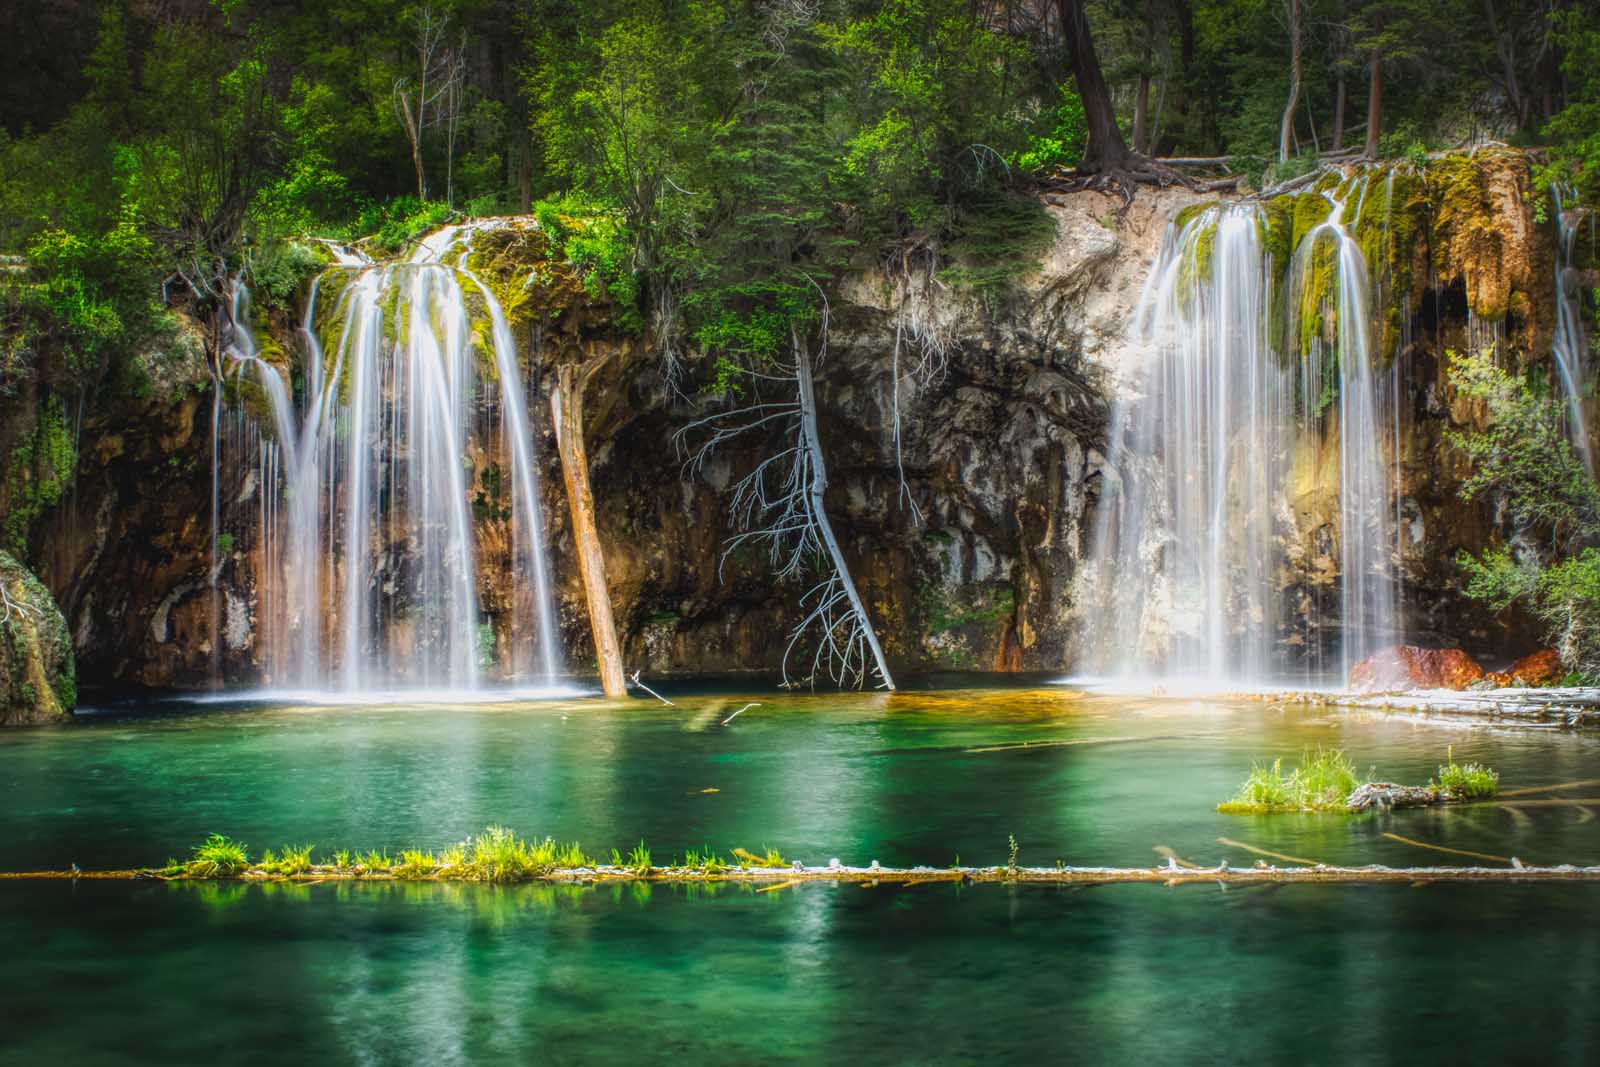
[1, 0, 1594, 400]
[1450, 350, 1600, 675]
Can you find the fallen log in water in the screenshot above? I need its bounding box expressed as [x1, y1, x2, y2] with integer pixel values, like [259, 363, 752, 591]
[1345, 782, 1448, 811]
[3, 861, 1600, 887]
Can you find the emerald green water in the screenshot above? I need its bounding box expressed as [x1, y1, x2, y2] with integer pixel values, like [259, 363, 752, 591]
[3, 685, 1598, 1062]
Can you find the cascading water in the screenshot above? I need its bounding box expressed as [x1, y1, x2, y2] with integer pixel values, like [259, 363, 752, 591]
[1552, 186, 1594, 476]
[221, 223, 564, 693]
[1077, 204, 1294, 682]
[1291, 187, 1400, 678]
[1076, 184, 1401, 686]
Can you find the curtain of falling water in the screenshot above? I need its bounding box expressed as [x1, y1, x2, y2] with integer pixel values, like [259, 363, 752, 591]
[1077, 193, 1402, 685]
[222, 224, 564, 691]
[1077, 205, 1293, 682]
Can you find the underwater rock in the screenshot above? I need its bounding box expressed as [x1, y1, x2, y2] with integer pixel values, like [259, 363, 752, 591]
[1349, 644, 1485, 692]
[0, 551, 75, 725]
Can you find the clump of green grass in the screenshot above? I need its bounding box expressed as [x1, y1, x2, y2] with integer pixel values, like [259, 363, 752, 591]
[625, 841, 652, 874]
[260, 844, 314, 876]
[555, 842, 592, 868]
[1434, 746, 1500, 799]
[1218, 747, 1366, 813]
[360, 849, 393, 873]
[330, 849, 352, 870]
[460, 826, 559, 882]
[732, 846, 785, 869]
[187, 834, 249, 877]
[393, 849, 439, 879]
[684, 847, 728, 874]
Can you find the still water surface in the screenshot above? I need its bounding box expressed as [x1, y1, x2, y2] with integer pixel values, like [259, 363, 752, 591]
[2, 684, 1596, 1062]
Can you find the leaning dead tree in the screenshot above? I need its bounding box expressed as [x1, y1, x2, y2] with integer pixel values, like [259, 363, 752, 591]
[551, 352, 627, 699]
[679, 304, 895, 690]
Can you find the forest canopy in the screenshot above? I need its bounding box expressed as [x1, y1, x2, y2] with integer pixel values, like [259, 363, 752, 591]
[1, 0, 1596, 400]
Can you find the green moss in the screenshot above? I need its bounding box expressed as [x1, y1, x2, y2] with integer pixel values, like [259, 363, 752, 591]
[919, 582, 1015, 636]
[4, 395, 78, 554]
[1172, 201, 1218, 235]
[1290, 192, 1332, 250]
[1426, 153, 1510, 319]
[1295, 233, 1339, 359]
[1259, 195, 1294, 270]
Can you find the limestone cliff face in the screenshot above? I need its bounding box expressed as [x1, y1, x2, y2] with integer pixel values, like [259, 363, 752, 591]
[6, 149, 1587, 690]
[0, 550, 74, 723]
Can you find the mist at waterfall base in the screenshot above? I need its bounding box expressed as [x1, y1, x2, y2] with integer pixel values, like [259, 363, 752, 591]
[212, 224, 579, 701]
[1071, 189, 1405, 693]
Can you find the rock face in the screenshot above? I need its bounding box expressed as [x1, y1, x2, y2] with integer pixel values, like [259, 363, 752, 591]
[0, 551, 75, 724]
[1, 149, 1585, 690]
[1350, 645, 1486, 692]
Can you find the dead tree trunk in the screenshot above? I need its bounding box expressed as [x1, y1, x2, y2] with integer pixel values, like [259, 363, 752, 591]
[794, 340, 895, 691]
[1278, 0, 1303, 163]
[552, 359, 627, 699]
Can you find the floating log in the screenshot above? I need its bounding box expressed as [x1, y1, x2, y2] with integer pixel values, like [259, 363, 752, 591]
[3, 861, 1599, 887]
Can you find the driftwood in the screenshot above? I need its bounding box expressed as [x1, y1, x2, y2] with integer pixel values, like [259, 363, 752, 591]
[5, 861, 1599, 887]
[1345, 782, 1446, 812]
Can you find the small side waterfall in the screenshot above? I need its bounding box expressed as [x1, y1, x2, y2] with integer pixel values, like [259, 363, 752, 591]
[1077, 184, 1401, 686]
[221, 223, 564, 693]
[1553, 187, 1594, 476]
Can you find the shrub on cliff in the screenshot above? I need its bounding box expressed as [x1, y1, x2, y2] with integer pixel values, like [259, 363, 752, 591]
[1449, 350, 1600, 674]
[0, 550, 75, 725]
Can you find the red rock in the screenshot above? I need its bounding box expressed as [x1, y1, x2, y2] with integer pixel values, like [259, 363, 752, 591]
[1349, 645, 1486, 692]
[1507, 649, 1563, 686]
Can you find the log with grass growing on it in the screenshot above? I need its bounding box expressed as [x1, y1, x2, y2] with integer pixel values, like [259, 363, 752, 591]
[1219, 747, 1502, 814]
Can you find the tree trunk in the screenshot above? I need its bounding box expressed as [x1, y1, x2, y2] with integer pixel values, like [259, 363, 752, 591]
[1278, 0, 1302, 163]
[552, 361, 626, 699]
[794, 342, 895, 690]
[1332, 70, 1346, 150]
[1133, 72, 1150, 154]
[1364, 35, 1383, 159]
[1171, 0, 1195, 136]
[1058, 0, 1133, 172]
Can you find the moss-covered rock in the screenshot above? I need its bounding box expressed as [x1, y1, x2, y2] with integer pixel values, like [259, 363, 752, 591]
[0, 550, 74, 725]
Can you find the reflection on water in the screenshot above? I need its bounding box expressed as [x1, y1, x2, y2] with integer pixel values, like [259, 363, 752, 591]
[2, 877, 1598, 1063]
[5, 687, 1600, 873]
[4, 686, 1600, 1061]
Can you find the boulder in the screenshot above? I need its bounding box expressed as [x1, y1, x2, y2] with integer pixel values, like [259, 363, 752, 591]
[0, 551, 75, 725]
[1349, 645, 1485, 692]
[1506, 648, 1563, 686]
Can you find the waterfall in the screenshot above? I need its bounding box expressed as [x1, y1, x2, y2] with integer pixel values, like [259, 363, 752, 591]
[1078, 204, 1294, 682]
[1552, 186, 1594, 476]
[223, 223, 564, 693]
[1291, 189, 1400, 678]
[1077, 186, 1401, 686]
